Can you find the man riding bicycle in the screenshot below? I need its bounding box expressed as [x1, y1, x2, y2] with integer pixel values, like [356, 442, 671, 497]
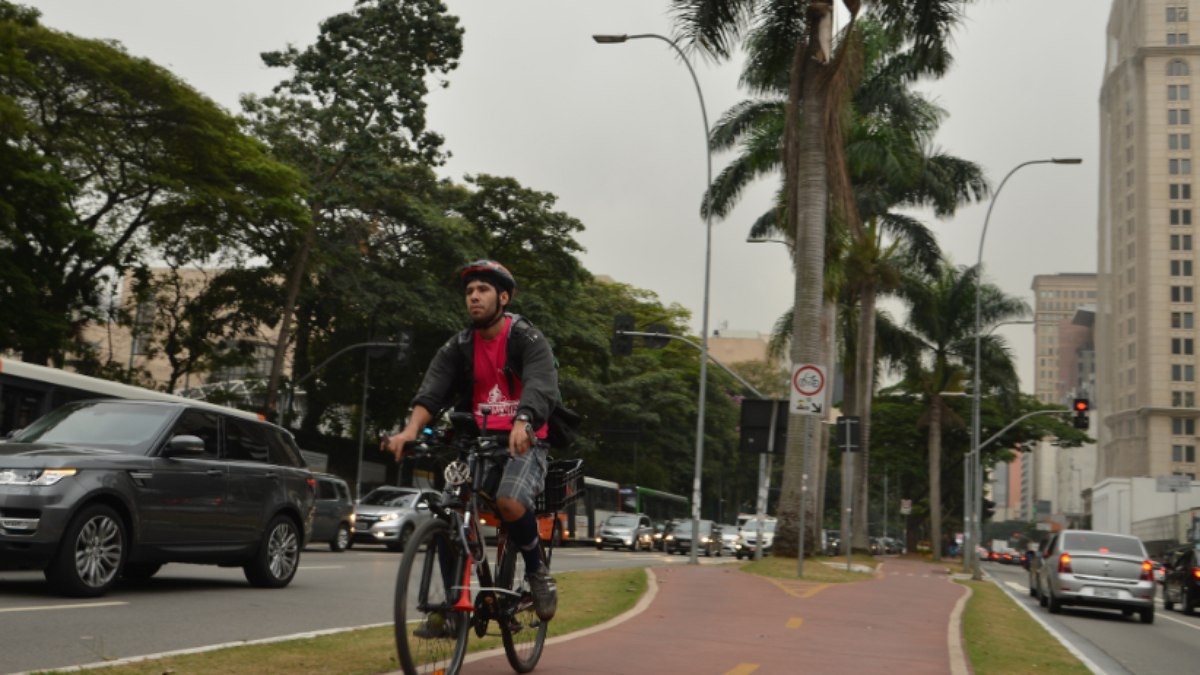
[383, 259, 558, 624]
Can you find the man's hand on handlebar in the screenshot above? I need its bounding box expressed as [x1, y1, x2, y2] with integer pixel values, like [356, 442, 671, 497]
[382, 428, 419, 462]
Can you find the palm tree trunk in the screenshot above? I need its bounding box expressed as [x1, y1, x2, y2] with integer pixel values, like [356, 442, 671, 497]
[852, 284, 877, 550]
[928, 395, 943, 562]
[777, 43, 830, 558]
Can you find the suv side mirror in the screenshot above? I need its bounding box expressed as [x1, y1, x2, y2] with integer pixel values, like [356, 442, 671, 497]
[162, 434, 206, 457]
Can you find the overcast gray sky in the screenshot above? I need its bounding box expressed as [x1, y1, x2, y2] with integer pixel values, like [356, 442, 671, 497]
[24, 0, 1108, 392]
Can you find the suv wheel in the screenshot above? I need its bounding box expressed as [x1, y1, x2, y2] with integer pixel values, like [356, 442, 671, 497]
[244, 515, 301, 588]
[46, 504, 126, 597]
[1184, 590, 1196, 616]
[388, 523, 415, 552]
[330, 523, 351, 552]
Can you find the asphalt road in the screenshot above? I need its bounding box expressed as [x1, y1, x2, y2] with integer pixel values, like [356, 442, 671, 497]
[0, 543, 730, 674]
[985, 561, 1200, 674]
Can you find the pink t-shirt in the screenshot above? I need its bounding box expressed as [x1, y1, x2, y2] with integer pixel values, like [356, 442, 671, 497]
[472, 317, 548, 438]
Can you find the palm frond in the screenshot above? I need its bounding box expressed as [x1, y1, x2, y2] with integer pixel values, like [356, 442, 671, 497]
[669, 0, 759, 61]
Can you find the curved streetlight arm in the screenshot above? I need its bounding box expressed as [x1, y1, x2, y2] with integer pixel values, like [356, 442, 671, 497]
[969, 156, 1080, 580]
[593, 31, 714, 566]
[279, 341, 404, 426]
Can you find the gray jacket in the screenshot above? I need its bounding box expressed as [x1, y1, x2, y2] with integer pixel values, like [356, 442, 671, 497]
[411, 313, 558, 429]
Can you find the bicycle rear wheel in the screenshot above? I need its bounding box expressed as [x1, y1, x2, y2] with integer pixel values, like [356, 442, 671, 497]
[394, 518, 471, 675]
[496, 538, 548, 672]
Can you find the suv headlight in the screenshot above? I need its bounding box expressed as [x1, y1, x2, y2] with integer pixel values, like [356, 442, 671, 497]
[378, 512, 399, 522]
[0, 468, 77, 486]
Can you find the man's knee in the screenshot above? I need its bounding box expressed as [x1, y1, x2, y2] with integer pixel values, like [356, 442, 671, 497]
[496, 496, 525, 522]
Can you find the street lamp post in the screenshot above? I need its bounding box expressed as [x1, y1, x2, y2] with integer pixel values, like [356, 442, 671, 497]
[593, 32, 713, 566]
[969, 158, 1080, 579]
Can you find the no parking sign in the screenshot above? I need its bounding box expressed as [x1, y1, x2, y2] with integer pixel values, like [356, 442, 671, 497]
[789, 363, 827, 416]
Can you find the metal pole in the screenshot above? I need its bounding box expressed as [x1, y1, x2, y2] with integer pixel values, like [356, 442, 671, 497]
[797, 420, 810, 577]
[355, 352, 370, 500]
[971, 158, 1080, 580]
[845, 448, 853, 571]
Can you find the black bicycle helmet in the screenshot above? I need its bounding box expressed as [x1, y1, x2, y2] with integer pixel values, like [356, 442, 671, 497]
[459, 259, 516, 296]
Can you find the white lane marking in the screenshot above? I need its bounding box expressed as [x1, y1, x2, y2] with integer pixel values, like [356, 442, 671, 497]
[1157, 610, 1200, 631]
[298, 565, 344, 570]
[0, 601, 127, 614]
[1005, 581, 1026, 593]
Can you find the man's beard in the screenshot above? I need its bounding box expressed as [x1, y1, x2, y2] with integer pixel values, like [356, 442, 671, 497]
[471, 301, 505, 330]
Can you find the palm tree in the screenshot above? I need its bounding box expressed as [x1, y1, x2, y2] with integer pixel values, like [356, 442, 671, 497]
[700, 14, 985, 552]
[890, 264, 1027, 561]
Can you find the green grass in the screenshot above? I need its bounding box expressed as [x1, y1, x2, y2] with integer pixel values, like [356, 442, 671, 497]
[34, 568, 646, 675]
[959, 579, 1090, 675]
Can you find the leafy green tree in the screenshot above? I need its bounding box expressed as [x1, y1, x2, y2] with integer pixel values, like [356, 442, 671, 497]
[0, 2, 307, 365]
[241, 0, 464, 415]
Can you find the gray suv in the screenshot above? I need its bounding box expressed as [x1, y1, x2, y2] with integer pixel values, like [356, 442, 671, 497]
[0, 399, 316, 597]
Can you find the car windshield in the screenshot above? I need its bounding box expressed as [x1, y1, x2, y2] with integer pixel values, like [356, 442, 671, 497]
[742, 520, 776, 533]
[605, 514, 640, 527]
[9, 401, 174, 454]
[360, 489, 419, 507]
[1061, 532, 1145, 557]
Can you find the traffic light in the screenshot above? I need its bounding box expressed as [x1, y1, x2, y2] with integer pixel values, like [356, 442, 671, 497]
[981, 498, 997, 523]
[612, 313, 634, 356]
[1072, 398, 1090, 429]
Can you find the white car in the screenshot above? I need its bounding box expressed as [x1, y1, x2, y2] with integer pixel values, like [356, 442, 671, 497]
[736, 518, 777, 559]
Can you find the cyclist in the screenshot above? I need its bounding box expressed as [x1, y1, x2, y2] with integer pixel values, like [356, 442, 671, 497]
[383, 259, 558, 624]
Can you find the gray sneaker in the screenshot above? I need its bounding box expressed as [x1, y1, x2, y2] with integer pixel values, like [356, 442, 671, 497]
[413, 611, 457, 639]
[526, 564, 557, 621]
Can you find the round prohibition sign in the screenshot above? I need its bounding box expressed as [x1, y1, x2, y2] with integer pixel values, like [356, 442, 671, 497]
[793, 365, 825, 396]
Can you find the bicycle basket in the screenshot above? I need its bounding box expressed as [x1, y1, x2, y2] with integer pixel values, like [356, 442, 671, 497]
[535, 458, 584, 514]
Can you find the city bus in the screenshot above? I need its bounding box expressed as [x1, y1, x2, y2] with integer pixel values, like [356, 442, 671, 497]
[0, 356, 194, 435]
[619, 484, 690, 524]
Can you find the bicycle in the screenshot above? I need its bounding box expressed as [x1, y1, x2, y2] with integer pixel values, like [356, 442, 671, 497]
[393, 412, 583, 675]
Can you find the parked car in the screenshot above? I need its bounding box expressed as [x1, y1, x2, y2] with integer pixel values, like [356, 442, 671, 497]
[309, 473, 354, 552]
[595, 513, 654, 551]
[1034, 529, 1156, 623]
[352, 486, 439, 551]
[0, 399, 316, 597]
[1162, 545, 1200, 614]
[735, 518, 776, 559]
[664, 519, 720, 556]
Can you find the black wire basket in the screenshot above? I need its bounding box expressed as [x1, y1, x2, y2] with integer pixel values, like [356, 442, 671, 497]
[536, 458, 584, 514]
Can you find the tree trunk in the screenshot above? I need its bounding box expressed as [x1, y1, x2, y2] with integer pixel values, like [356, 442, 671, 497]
[264, 208, 320, 417]
[852, 284, 877, 551]
[928, 396, 943, 562]
[776, 45, 830, 559]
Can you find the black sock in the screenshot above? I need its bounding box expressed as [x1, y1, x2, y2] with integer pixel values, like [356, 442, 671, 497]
[506, 509, 542, 571]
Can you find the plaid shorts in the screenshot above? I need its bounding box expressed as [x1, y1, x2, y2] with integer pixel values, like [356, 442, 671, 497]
[497, 442, 548, 512]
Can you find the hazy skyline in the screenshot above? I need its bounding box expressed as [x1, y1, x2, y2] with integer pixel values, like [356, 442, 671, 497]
[21, 0, 1109, 393]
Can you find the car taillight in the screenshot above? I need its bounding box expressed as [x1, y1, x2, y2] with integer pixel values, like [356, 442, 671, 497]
[1140, 561, 1154, 582]
[306, 477, 316, 493]
[1193, 568, 1200, 581]
[1058, 553, 1073, 574]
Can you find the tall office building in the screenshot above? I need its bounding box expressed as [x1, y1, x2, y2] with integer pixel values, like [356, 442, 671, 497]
[1098, 0, 1199, 480]
[1031, 274, 1098, 405]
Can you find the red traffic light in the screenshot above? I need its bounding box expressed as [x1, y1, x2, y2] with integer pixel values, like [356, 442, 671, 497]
[1073, 398, 1089, 412]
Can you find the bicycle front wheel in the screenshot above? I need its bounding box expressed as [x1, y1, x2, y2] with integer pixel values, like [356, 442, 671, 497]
[394, 518, 471, 675]
[497, 539, 548, 673]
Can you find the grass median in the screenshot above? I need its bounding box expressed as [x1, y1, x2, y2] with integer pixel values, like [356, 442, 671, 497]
[37, 567, 646, 675]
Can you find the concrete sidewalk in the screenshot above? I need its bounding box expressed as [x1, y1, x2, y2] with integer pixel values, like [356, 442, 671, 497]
[453, 557, 970, 675]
